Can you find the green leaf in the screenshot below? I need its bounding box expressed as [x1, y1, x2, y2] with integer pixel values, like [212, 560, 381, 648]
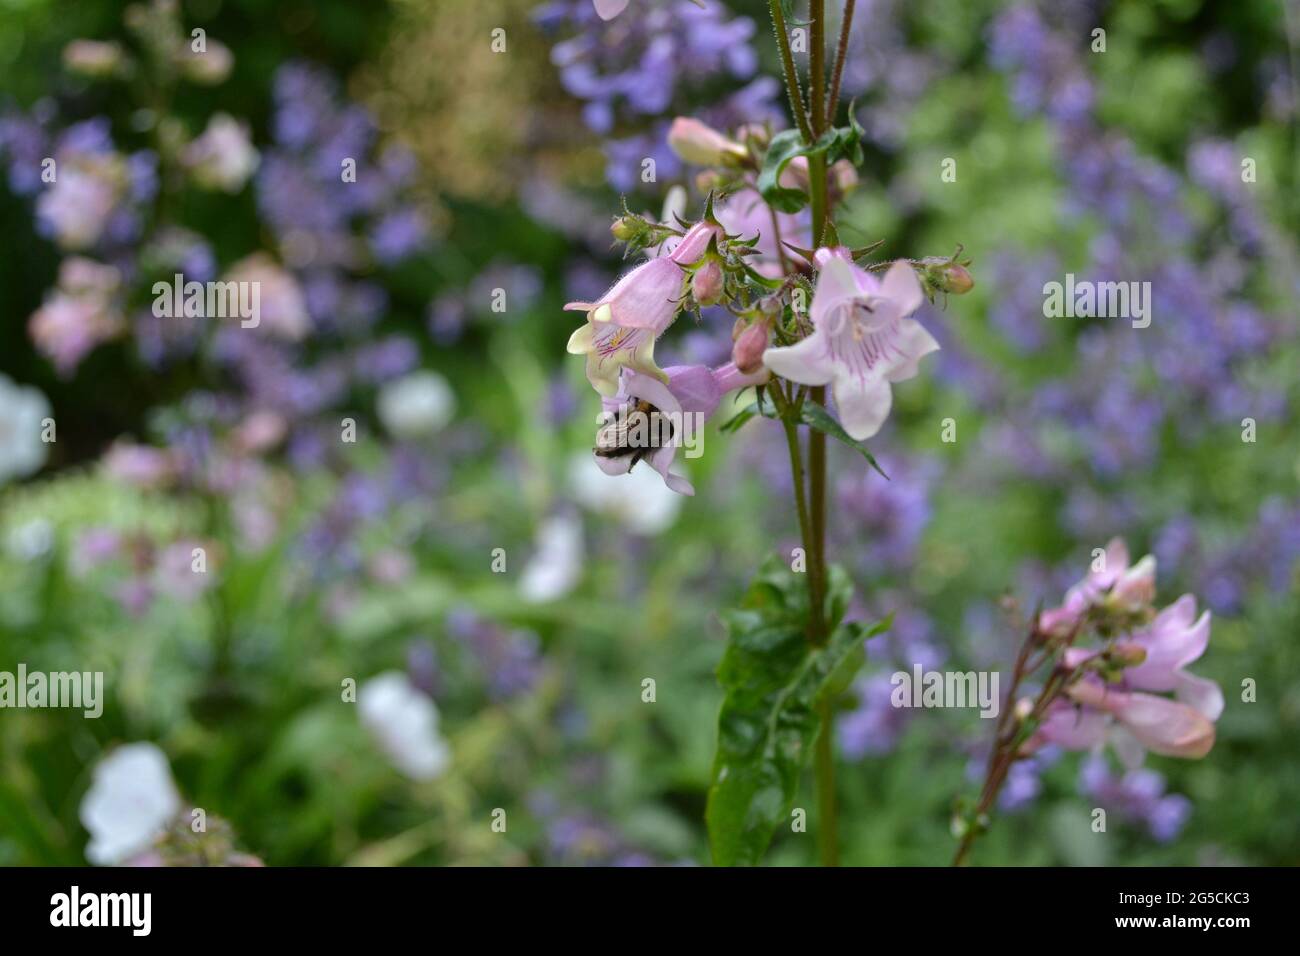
[756, 130, 812, 213]
[799, 402, 890, 479]
[755, 112, 865, 214]
[705, 558, 886, 866]
[718, 388, 778, 433]
[716, 394, 888, 479]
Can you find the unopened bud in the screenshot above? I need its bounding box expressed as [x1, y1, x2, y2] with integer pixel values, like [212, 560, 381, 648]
[732, 320, 769, 373]
[691, 259, 724, 306]
[668, 117, 747, 168]
[830, 159, 859, 195]
[1109, 642, 1148, 667]
[938, 263, 974, 294]
[610, 216, 641, 242]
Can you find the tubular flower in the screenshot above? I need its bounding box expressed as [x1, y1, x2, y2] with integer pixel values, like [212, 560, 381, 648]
[762, 252, 939, 441]
[667, 117, 748, 168]
[1036, 677, 1216, 766]
[1031, 542, 1221, 768]
[566, 221, 721, 395]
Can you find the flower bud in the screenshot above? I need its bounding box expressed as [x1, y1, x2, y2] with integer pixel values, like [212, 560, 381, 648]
[922, 252, 976, 297]
[829, 159, 859, 195]
[691, 259, 724, 306]
[611, 216, 641, 242]
[732, 320, 770, 373]
[1109, 642, 1149, 667]
[937, 263, 974, 295]
[667, 117, 747, 168]
[1106, 555, 1156, 613]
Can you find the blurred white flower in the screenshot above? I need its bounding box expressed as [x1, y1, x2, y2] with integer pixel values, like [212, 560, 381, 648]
[0, 375, 52, 484]
[359, 672, 450, 781]
[80, 743, 181, 865]
[520, 513, 584, 603]
[568, 453, 682, 535]
[183, 113, 259, 193]
[376, 371, 455, 438]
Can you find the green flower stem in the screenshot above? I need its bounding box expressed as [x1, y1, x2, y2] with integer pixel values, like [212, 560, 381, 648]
[826, 0, 857, 123]
[815, 696, 839, 866]
[810, 0, 827, 134]
[809, 0, 837, 866]
[768, 0, 814, 143]
[769, 0, 840, 869]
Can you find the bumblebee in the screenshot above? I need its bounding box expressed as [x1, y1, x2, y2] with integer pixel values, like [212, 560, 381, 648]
[594, 398, 674, 470]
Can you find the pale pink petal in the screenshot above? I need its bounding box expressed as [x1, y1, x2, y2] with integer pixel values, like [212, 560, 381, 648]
[882, 318, 940, 383]
[593, 0, 629, 20]
[879, 260, 924, 316]
[832, 372, 892, 441]
[1128, 603, 1210, 691]
[594, 454, 633, 477]
[584, 257, 684, 331]
[667, 221, 721, 266]
[1176, 671, 1224, 721]
[1110, 691, 1215, 759]
[809, 256, 865, 329]
[1036, 699, 1108, 749]
[762, 333, 833, 386]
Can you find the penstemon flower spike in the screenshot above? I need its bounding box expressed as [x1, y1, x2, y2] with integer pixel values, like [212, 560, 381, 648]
[565, 0, 979, 867]
[953, 540, 1222, 866]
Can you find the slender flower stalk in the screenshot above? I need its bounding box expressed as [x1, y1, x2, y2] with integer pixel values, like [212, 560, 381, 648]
[768, 0, 814, 144]
[826, 0, 856, 123]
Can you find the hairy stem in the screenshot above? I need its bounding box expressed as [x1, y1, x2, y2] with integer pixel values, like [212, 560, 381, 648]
[810, 0, 827, 134]
[768, 0, 814, 142]
[826, 0, 857, 123]
[808, 0, 837, 867]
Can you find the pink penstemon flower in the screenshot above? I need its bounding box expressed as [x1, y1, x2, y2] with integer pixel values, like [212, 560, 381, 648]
[955, 540, 1221, 864]
[565, 220, 721, 395]
[762, 250, 940, 441]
